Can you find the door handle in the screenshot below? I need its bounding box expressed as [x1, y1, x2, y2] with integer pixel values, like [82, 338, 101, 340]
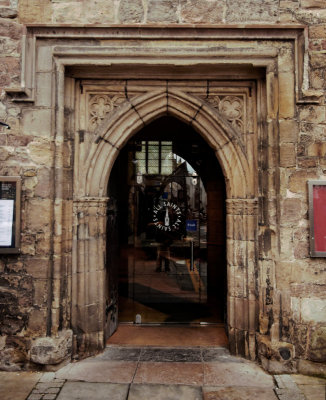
[190, 240, 194, 271]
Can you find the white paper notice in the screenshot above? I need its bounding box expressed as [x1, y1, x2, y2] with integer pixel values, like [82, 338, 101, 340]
[0, 199, 14, 246]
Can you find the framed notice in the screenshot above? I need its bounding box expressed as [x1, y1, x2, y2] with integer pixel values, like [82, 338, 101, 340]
[0, 177, 21, 253]
[308, 180, 326, 257]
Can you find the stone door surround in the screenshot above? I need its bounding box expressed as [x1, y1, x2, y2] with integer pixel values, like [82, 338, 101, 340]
[6, 25, 312, 362]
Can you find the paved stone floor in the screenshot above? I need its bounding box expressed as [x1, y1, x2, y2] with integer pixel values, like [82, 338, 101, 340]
[2, 346, 321, 400]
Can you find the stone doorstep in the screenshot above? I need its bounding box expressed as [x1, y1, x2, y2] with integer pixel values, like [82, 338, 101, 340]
[274, 374, 309, 400]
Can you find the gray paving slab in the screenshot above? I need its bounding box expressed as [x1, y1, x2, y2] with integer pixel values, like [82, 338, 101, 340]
[56, 382, 129, 400]
[139, 347, 202, 362]
[203, 386, 278, 399]
[204, 360, 274, 387]
[56, 360, 137, 383]
[274, 388, 306, 400]
[0, 371, 42, 400]
[97, 347, 141, 361]
[201, 347, 231, 362]
[128, 383, 202, 400]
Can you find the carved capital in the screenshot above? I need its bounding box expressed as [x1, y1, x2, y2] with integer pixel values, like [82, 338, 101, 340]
[73, 197, 109, 216]
[226, 198, 258, 215]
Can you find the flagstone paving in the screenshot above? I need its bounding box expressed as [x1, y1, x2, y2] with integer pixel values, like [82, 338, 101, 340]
[0, 346, 325, 399]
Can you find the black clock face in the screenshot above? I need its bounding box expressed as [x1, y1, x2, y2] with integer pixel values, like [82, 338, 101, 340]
[153, 201, 182, 232]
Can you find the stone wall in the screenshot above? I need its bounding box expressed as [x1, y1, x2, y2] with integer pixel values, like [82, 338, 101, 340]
[0, 0, 325, 374]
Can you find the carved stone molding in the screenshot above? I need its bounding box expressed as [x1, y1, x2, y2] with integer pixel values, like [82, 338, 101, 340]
[201, 94, 245, 133]
[73, 197, 109, 215]
[88, 94, 126, 131]
[226, 198, 258, 215]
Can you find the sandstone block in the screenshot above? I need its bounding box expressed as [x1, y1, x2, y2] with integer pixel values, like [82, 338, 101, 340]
[288, 170, 316, 194]
[28, 139, 54, 165]
[280, 119, 298, 143]
[147, 0, 178, 23]
[294, 241, 309, 259]
[0, 7, 17, 18]
[36, 46, 53, 73]
[83, 2, 115, 24]
[23, 109, 52, 138]
[24, 258, 50, 279]
[35, 73, 53, 108]
[298, 157, 318, 168]
[299, 105, 326, 123]
[279, 72, 295, 119]
[310, 53, 326, 69]
[225, 0, 279, 22]
[34, 167, 53, 198]
[0, 19, 23, 40]
[280, 143, 296, 167]
[301, 298, 326, 323]
[297, 359, 326, 378]
[0, 148, 9, 161]
[8, 134, 33, 147]
[26, 198, 52, 231]
[180, 0, 225, 24]
[18, 0, 51, 23]
[301, 0, 325, 8]
[309, 25, 326, 39]
[118, 0, 144, 23]
[307, 142, 326, 157]
[281, 198, 302, 223]
[310, 68, 325, 89]
[308, 327, 326, 362]
[33, 279, 48, 307]
[30, 330, 72, 365]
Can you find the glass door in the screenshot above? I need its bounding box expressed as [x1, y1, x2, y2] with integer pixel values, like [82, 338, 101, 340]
[118, 140, 216, 323]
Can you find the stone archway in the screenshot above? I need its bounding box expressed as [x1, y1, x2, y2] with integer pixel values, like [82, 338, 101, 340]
[72, 87, 258, 359]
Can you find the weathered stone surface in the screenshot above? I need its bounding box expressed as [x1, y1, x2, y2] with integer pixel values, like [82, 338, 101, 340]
[34, 168, 53, 198]
[280, 143, 296, 167]
[180, 0, 225, 23]
[0, 7, 17, 18]
[309, 25, 326, 39]
[57, 382, 129, 400]
[26, 198, 52, 231]
[301, 0, 325, 8]
[0, 19, 23, 40]
[297, 359, 326, 378]
[279, 120, 298, 143]
[308, 327, 326, 362]
[288, 170, 316, 194]
[18, 0, 51, 23]
[30, 330, 73, 365]
[118, 0, 144, 23]
[299, 105, 326, 123]
[307, 142, 326, 157]
[147, 0, 178, 23]
[82, 2, 115, 24]
[22, 109, 52, 138]
[225, 0, 279, 22]
[301, 299, 326, 323]
[281, 198, 302, 223]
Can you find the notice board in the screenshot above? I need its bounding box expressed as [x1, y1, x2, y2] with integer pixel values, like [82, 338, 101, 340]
[0, 177, 21, 253]
[309, 180, 326, 257]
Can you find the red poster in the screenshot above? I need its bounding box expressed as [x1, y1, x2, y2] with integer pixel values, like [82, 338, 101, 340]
[313, 185, 326, 252]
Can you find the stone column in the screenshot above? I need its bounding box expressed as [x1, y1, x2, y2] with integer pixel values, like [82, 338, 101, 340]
[226, 198, 259, 360]
[72, 197, 109, 357]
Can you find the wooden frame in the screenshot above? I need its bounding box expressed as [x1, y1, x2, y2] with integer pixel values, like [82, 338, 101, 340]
[0, 176, 21, 254]
[308, 180, 326, 257]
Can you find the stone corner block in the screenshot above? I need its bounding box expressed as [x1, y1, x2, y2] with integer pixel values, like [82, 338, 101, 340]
[30, 329, 73, 365]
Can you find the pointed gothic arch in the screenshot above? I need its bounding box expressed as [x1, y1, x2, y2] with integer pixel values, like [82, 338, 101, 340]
[72, 87, 259, 360]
